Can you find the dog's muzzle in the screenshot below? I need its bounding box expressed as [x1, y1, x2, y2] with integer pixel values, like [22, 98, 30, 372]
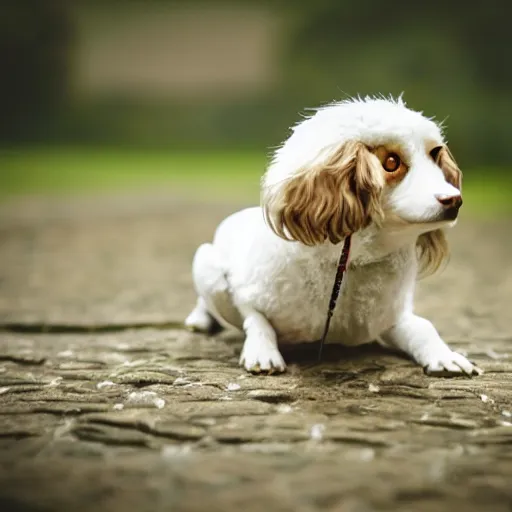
[435, 194, 463, 220]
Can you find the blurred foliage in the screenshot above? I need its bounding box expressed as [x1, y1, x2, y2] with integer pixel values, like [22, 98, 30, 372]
[1, 0, 511, 168]
[0, 148, 264, 202]
[0, 0, 72, 140]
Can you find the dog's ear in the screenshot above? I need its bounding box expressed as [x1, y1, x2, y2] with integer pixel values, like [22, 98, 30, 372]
[417, 228, 449, 277]
[262, 141, 384, 246]
[436, 146, 462, 190]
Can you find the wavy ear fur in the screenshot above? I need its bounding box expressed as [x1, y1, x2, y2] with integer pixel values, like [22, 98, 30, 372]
[436, 145, 462, 190]
[416, 229, 449, 278]
[416, 145, 460, 277]
[262, 141, 384, 246]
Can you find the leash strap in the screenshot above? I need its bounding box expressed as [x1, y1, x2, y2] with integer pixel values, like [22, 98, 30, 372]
[317, 234, 352, 362]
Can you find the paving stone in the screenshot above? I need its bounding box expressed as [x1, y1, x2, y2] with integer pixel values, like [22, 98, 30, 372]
[0, 193, 511, 511]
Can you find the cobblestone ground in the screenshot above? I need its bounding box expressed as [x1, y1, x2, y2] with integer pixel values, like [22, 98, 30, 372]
[0, 193, 511, 512]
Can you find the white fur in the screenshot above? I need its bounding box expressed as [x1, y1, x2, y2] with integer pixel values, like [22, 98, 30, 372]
[186, 96, 481, 376]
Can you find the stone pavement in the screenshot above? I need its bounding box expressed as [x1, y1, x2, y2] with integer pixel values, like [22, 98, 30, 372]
[0, 192, 511, 512]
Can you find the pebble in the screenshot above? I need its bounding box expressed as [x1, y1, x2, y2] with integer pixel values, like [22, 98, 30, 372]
[310, 424, 325, 441]
[369, 383, 380, 393]
[126, 391, 165, 409]
[97, 380, 116, 389]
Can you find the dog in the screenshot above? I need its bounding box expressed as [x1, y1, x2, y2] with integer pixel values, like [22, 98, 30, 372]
[185, 95, 482, 377]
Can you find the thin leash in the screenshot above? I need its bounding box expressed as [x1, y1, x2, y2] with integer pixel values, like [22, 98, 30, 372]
[317, 234, 352, 362]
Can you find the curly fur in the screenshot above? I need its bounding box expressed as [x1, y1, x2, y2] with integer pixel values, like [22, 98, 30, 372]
[263, 141, 384, 246]
[417, 229, 449, 277]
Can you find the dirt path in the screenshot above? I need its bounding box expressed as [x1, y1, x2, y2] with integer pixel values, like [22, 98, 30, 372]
[0, 192, 511, 512]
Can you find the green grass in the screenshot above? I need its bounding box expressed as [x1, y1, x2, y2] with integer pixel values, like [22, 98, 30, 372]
[0, 147, 511, 216]
[0, 147, 266, 203]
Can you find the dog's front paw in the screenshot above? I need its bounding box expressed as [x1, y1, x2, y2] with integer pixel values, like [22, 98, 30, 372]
[423, 349, 483, 377]
[239, 339, 286, 375]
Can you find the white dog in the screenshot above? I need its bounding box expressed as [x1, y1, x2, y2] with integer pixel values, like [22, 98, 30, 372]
[185, 96, 481, 377]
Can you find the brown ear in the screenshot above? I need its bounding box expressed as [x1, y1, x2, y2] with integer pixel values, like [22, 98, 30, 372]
[437, 146, 462, 190]
[263, 141, 383, 246]
[417, 229, 449, 277]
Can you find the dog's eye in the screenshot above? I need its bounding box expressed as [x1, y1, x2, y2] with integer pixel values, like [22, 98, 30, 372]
[430, 146, 443, 162]
[383, 153, 401, 172]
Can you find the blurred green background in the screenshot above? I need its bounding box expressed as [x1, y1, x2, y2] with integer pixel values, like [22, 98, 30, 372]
[1, 0, 511, 214]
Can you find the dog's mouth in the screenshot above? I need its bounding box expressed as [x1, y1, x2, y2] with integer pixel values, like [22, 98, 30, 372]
[385, 209, 460, 228]
[441, 206, 460, 221]
[421, 198, 463, 224]
[429, 204, 462, 223]
[418, 212, 459, 228]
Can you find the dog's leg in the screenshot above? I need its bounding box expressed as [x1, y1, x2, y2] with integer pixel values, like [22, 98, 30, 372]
[187, 243, 243, 333]
[239, 308, 286, 374]
[185, 297, 222, 334]
[380, 314, 482, 377]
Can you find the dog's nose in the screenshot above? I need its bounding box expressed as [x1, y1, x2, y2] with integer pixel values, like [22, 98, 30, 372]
[435, 194, 463, 210]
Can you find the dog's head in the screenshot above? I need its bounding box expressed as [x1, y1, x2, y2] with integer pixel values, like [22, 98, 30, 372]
[262, 96, 462, 273]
